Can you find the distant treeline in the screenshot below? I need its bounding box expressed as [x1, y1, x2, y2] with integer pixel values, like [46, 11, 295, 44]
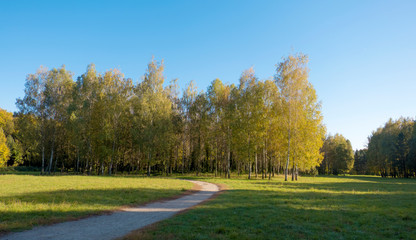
[361, 118, 416, 178]
[1, 54, 326, 180]
[319, 118, 416, 178]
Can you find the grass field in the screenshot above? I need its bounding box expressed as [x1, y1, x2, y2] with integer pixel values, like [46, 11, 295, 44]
[0, 175, 193, 233]
[128, 175, 416, 240]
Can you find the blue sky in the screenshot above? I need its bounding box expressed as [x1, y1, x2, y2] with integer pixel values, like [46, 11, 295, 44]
[1, 0, 415, 149]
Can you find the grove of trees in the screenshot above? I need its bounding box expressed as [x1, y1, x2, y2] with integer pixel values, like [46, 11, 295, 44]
[318, 134, 354, 175]
[4, 56, 415, 179]
[366, 117, 416, 178]
[3, 54, 326, 180]
[318, 117, 416, 178]
[353, 149, 368, 175]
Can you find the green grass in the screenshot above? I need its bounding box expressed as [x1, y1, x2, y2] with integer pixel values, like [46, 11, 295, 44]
[0, 174, 193, 233]
[132, 175, 416, 240]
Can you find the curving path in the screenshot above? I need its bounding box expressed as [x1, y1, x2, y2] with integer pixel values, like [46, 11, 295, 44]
[1, 180, 219, 240]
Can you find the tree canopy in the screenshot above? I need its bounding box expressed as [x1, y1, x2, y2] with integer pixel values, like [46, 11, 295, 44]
[319, 134, 354, 175]
[0, 108, 21, 167]
[8, 54, 326, 180]
[366, 117, 416, 178]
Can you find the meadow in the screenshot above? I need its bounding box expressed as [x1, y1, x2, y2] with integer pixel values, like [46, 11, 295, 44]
[0, 174, 193, 233]
[1, 173, 415, 239]
[126, 175, 416, 240]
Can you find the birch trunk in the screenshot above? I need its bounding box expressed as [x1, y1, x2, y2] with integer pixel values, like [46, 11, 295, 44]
[295, 163, 298, 181]
[227, 139, 230, 179]
[41, 146, 45, 175]
[48, 147, 54, 174]
[109, 138, 115, 175]
[147, 152, 151, 177]
[248, 162, 251, 179]
[285, 126, 291, 181]
[255, 151, 258, 179]
[76, 148, 80, 173]
[291, 159, 295, 181]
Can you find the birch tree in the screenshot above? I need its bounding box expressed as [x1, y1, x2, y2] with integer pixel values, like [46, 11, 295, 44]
[276, 53, 324, 181]
[134, 58, 172, 176]
[16, 67, 49, 173]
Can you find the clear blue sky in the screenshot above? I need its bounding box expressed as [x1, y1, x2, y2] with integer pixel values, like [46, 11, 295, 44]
[1, 0, 415, 150]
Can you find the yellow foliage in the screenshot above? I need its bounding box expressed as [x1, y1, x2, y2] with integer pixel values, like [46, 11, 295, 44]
[0, 128, 10, 167]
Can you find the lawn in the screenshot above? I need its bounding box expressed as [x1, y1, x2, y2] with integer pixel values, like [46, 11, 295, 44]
[0, 174, 193, 233]
[127, 175, 416, 240]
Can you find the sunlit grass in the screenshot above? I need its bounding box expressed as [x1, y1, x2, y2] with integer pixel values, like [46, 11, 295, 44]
[0, 175, 193, 233]
[130, 175, 416, 240]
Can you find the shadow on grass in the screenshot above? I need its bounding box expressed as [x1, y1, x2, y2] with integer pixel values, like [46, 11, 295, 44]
[250, 176, 416, 196]
[0, 187, 187, 233]
[0, 171, 41, 176]
[316, 175, 416, 184]
[2, 187, 183, 204]
[138, 185, 416, 240]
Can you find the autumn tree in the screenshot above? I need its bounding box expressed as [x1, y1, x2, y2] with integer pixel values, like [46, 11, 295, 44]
[180, 81, 197, 173]
[353, 149, 368, 174]
[275, 53, 325, 181]
[319, 134, 354, 175]
[71, 64, 101, 174]
[367, 118, 415, 177]
[262, 80, 283, 179]
[43, 66, 74, 173]
[12, 55, 328, 179]
[233, 69, 266, 179]
[0, 108, 20, 166]
[207, 79, 233, 177]
[0, 128, 9, 166]
[16, 67, 48, 173]
[133, 59, 172, 176]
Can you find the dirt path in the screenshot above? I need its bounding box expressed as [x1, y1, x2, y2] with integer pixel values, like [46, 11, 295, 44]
[1, 180, 219, 240]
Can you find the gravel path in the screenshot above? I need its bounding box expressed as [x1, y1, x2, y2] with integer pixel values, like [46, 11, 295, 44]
[1, 180, 219, 240]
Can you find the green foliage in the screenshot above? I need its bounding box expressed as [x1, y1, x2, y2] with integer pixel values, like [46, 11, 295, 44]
[14, 54, 325, 179]
[319, 134, 354, 175]
[6, 135, 23, 166]
[367, 117, 415, 178]
[353, 149, 368, 174]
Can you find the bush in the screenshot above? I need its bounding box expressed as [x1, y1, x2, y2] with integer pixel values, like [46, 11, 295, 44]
[0, 166, 41, 173]
[303, 167, 319, 176]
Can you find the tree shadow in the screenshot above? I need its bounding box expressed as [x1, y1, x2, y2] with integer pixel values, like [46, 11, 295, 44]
[251, 175, 416, 194]
[0, 187, 187, 233]
[145, 186, 416, 240]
